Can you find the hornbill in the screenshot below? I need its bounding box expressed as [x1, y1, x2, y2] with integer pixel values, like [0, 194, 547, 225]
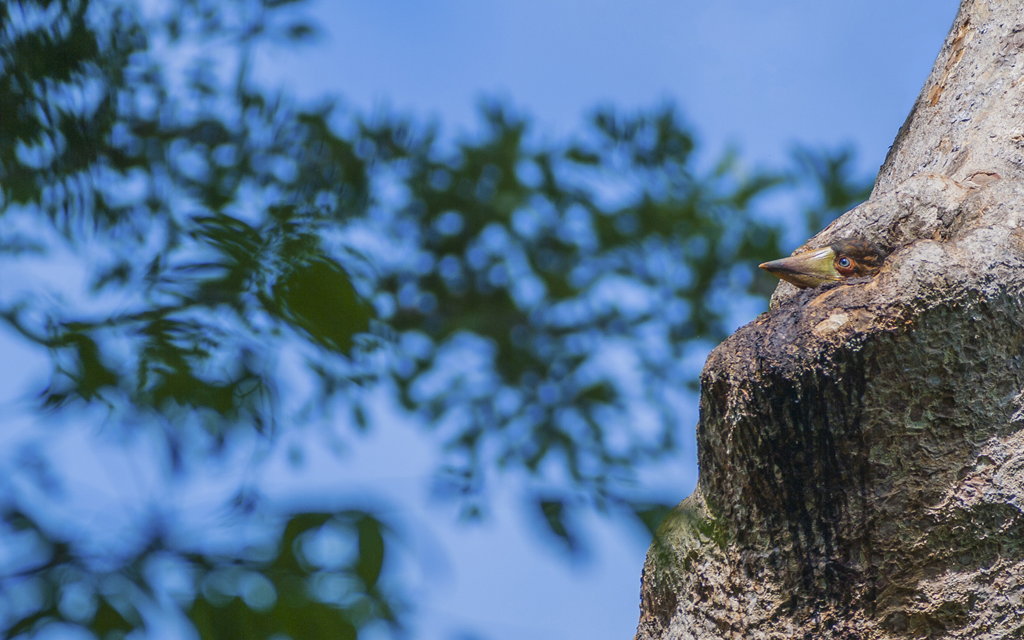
[759, 237, 888, 289]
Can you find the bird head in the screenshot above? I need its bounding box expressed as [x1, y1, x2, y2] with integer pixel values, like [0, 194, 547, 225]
[758, 238, 888, 289]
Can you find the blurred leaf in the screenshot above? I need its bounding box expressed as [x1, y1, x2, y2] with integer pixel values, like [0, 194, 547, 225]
[628, 502, 675, 538]
[91, 599, 134, 636]
[43, 334, 119, 405]
[575, 381, 614, 404]
[566, 146, 600, 165]
[355, 516, 385, 589]
[537, 498, 581, 554]
[274, 258, 372, 352]
[276, 512, 333, 573]
[189, 594, 358, 640]
[188, 512, 390, 640]
[285, 23, 317, 41]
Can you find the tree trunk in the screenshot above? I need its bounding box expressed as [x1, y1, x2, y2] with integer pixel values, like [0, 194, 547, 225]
[635, 2, 1024, 638]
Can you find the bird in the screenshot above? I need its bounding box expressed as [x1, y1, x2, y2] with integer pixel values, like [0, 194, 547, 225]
[758, 237, 888, 289]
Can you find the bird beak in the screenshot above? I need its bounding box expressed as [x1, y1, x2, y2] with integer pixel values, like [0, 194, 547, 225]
[759, 247, 841, 289]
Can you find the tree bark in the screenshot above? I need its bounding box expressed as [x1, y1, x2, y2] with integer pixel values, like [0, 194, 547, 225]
[636, 2, 1024, 638]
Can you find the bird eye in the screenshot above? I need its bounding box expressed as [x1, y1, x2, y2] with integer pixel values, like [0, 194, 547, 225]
[838, 257, 852, 268]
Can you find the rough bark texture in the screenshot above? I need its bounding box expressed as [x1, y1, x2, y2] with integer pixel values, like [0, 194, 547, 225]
[636, 2, 1024, 638]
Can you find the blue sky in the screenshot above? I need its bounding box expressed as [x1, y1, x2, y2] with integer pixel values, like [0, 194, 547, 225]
[251, 2, 961, 640]
[259, 0, 959, 174]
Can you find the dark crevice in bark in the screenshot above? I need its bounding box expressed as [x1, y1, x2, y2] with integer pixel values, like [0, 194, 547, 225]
[700, 340, 874, 613]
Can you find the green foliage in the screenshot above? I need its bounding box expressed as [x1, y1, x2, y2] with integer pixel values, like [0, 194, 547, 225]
[356, 103, 812, 532]
[1, 0, 397, 636]
[0, 507, 395, 640]
[272, 255, 372, 353]
[186, 512, 394, 640]
[0, 0, 874, 636]
[628, 502, 676, 539]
